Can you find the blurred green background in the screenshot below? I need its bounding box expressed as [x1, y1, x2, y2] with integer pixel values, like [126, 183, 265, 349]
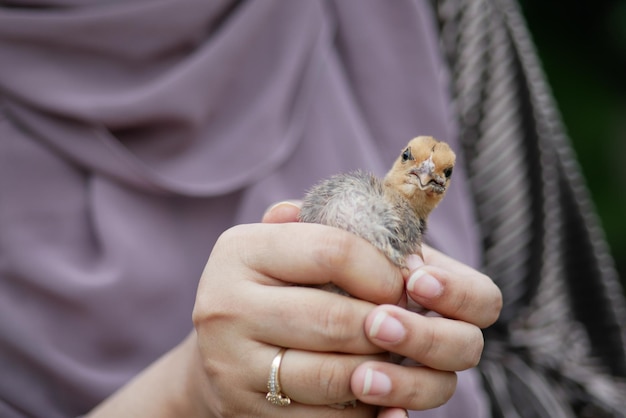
[520, 0, 626, 287]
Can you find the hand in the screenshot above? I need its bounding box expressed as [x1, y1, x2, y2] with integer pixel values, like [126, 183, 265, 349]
[87, 200, 404, 418]
[264, 202, 503, 413]
[192, 202, 405, 417]
[191, 202, 501, 417]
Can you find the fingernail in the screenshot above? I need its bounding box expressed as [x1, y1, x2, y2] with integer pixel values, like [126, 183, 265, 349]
[408, 269, 442, 299]
[263, 201, 301, 220]
[405, 254, 424, 271]
[267, 200, 301, 212]
[362, 368, 392, 396]
[369, 311, 405, 343]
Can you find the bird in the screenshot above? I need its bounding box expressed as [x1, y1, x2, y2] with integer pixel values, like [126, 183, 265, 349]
[299, 136, 456, 294]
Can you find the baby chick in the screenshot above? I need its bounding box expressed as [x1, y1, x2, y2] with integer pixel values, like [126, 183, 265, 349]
[299, 136, 456, 399]
[299, 136, 455, 272]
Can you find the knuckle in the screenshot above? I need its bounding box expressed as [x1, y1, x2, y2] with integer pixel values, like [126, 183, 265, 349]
[192, 291, 216, 327]
[485, 285, 504, 326]
[434, 372, 458, 407]
[475, 273, 503, 328]
[312, 229, 357, 271]
[214, 223, 249, 249]
[193, 301, 235, 331]
[415, 323, 439, 363]
[192, 269, 238, 327]
[202, 226, 246, 274]
[448, 286, 473, 321]
[416, 320, 484, 370]
[316, 301, 359, 349]
[470, 279, 503, 328]
[449, 272, 503, 329]
[213, 224, 255, 265]
[316, 357, 352, 401]
[460, 327, 485, 369]
[376, 266, 404, 302]
[409, 370, 457, 410]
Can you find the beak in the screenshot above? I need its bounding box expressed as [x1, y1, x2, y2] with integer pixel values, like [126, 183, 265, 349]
[410, 156, 446, 193]
[416, 172, 435, 189]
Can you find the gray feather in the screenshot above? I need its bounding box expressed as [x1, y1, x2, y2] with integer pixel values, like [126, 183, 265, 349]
[299, 170, 423, 268]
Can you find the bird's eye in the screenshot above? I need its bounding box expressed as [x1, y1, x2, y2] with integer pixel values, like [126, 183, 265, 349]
[401, 147, 413, 162]
[443, 167, 453, 178]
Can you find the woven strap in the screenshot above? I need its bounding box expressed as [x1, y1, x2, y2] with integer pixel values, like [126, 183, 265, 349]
[435, 0, 626, 416]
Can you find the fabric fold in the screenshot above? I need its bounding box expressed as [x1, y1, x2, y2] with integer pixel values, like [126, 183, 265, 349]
[0, 0, 323, 196]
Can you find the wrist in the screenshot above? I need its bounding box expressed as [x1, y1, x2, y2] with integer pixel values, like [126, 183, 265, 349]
[86, 331, 208, 418]
[173, 332, 212, 417]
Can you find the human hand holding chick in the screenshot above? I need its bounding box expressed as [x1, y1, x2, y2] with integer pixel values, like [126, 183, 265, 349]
[90, 138, 500, 418]
[240, 202, 501, 414]
[90, 210, 498, 418]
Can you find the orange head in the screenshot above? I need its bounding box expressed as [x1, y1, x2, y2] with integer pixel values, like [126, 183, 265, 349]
[383, 136, 456, 219]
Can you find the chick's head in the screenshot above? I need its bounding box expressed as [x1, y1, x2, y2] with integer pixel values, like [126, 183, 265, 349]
[384, 136, 456, 218]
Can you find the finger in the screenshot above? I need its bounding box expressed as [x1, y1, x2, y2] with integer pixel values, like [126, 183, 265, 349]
[196, 288, 380, 358]
[259, 348, 385, 406]
[351, 361, 457, 411]
[407, 245, 502, 328]
[221, 223, 404, 305]
[262, 201, 302, 223]
[365, 305, 484, 371]
[235, 340, 382, 409]
[248, 286, 383, 354]
[195, 325, 378, 415]
[196, 247, 384, 354]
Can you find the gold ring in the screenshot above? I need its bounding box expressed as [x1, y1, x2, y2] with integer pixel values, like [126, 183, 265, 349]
[266, 347, 291, 406]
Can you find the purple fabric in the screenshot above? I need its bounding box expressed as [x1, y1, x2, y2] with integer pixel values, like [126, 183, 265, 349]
[0, 1, 485, 416]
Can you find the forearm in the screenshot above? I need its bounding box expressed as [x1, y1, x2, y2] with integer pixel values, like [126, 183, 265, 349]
[86, 332, 207, 418]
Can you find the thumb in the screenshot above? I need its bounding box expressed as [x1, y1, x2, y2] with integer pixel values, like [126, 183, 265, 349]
[261, 200, 302, 223]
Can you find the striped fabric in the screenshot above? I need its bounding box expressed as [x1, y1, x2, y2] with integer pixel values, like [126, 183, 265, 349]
[434, 0, 626, 416]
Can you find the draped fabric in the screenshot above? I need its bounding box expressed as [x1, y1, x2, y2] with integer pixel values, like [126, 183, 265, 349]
[0, 1, 488, 417]
[434, 0, 626, 416]
[1, 0, 625, 416]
